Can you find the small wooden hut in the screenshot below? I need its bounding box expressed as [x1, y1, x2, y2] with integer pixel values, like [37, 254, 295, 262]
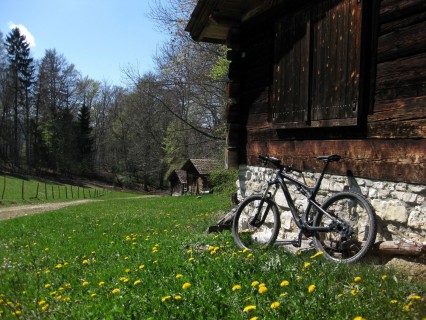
[168, 169, 188, 196]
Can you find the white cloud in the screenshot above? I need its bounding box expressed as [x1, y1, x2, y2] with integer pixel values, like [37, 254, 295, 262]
[8, 22, 36, 48]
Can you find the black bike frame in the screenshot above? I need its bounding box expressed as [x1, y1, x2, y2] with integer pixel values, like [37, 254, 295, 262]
[263, 160, 340, 233]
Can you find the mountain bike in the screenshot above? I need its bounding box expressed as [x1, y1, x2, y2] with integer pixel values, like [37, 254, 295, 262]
[232, 154, 377, 263]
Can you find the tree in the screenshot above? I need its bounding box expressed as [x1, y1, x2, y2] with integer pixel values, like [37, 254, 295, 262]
[77, 103, 93, 173]
[5, 27, 35, 165]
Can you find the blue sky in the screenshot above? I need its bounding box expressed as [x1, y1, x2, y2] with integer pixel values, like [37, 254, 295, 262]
[1, 0, 169, 86]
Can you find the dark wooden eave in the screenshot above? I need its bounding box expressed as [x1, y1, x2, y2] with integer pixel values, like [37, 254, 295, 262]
[185, 0, 273, 43]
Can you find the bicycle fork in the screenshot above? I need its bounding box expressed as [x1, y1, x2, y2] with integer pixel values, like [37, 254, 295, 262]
[249, 182, 278, 227]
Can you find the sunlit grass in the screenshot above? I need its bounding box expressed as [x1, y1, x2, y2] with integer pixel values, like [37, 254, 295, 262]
[0, 195, 424, 319]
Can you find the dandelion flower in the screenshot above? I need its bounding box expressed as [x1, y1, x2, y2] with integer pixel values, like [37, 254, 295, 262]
[303, 262, 311, 268]
[44, 284, 51, 289]
[82, 259, 89, 265]
[162, 295, 171, 302]
[381, 274, 388, 280]
[250, 317, 258, 320]
[354, 276, 362, 282]
[351, 289, 359, 296]
[38, 300, 46, 306]
[390, 300, 398, 304]
[251, 281, 260, 287]
[187, 249, 193, 254]
[232, 284, 242, 291]
[258, 286, 268, 294]
[353, 317, 366, 320]
[280, 280, 290, 287]
[125, 268, 131, 273]
[174, 295, 182, 300]
[243, 305, 256, 312]
[133, 280, 142, 286]
[119, 277, 129, 283]
[310, 251, 324, 259]
[176, 274, 183, 279]
[111, 288, 120, 294]
[182, 282, 191, 290]
[41, 304, 49, 311]
[82, 281, 89, 286]
[55, 264, 63, 269]
[98, 281, 105, 287]
[139, 264, 145, 269]
[409, 295, 421, 300]
[188, 257, 195, 262]
[308, 285, 316, 293]
[91, 293, 97, 298]
[271, 301, 280, 309]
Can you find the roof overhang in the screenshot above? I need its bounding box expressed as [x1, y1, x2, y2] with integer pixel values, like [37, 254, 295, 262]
[185, 0, 274, 44]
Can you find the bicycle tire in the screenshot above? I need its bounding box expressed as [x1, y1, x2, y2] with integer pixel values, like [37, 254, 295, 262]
[232, 195, 281, 250]
[313, 192, 377, 263]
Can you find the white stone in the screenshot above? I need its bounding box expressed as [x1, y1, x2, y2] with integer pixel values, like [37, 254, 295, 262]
[371, 199, 408, 223]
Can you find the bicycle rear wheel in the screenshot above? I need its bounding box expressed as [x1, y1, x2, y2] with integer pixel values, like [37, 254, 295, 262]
[232, 195, 281, 250]
[313, 192, 376, 263]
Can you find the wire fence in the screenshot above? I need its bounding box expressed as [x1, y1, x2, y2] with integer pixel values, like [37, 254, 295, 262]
[1, 174, 107, 201]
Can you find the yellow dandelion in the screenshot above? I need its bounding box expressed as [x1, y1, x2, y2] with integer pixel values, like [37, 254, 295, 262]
[232, 284, 242, 291]
[55, 264, 63, 269]
[308, 285, 316, 293]
[250, 317, 258, 320]
[403, 302, 412, 311]
[243, 305, 256, 312]
[390, 300, 398, 304]
[280, 292, 288, 297]
[271, 301, 280, 309]
[125, 268, 131, 273]
[176, 274, 183, 279]
[354, 276, 362, 282]
[174, 295, 182, 300]
[82, 259, 89, 265]
[409, 295, 421, 300]
[63, 297, 71, 302]
[41, 304, 49, 311]
[247, 253, 253, 258]
[353, 317, 366, 320]
[119, 277, 129, 283]
[242, 248, 250, 253]
[44, 283, 51, 289]
[111, 288, 120, 294]
[82, 281, 89, 286]
[187, 249, 193, 254]
[351, 289, 359, 296]
[98, 281, 105, 287]
[258, 286, 268, 294]
[139, 264, 145, 269]
[310, 251, 324, 259]
[381, 274, 388, 280]
[182, 282, 191, 290]
[162, 295, 171, 302]
[188, 257, 195, 262]
[251, 281, 260, 287]
[134, 280, 142, 286]
[91, 293, 97, 298]
[303, 262, 311, 268]
[280, 280, 290, 287]
[38, 300, 46, 306]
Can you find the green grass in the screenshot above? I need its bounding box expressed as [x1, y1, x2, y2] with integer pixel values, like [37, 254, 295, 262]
[0, 194, 424, 319]
[0, 173, 139, 207]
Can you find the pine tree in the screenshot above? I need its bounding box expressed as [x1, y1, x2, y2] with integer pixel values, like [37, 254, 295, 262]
[77, 103, 93, 173]
[5, 27, 35, 166]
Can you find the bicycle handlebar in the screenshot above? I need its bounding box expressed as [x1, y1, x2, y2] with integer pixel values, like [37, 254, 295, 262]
[258, 154, 341, 172]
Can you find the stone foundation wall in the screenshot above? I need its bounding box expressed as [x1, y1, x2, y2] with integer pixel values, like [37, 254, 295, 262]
[236, 165, 426, 244]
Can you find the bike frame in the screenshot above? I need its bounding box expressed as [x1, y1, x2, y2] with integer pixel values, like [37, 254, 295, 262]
[260, 160, 342, 234]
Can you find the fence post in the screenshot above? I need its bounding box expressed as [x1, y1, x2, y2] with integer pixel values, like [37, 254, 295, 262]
[71, 186, 74, 199]
[22, 180, 24, 200]
[52, 186, 54, 199]
[65, 186, 68, 199]
[1, 175, 5, 200]
[45, 183, 48, 200]
[36, 183, 39, 199]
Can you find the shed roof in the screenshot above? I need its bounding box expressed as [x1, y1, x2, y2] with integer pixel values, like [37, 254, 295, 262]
[185, 0, 277, 43]
[168, 169, 187, 183]
[182, 159, 222, 175]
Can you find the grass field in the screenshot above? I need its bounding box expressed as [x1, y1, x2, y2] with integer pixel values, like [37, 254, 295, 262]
[0, 194, 425, 319]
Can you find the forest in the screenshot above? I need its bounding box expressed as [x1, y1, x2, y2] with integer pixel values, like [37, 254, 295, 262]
[0, 0, 228, 190]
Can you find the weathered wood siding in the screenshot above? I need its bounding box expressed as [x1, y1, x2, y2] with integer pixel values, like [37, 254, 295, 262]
[228, 0, 426, 184]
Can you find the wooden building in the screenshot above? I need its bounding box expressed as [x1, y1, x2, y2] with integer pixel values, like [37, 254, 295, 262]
[186, 0, 425, 185]
[168, 169, 187, 196]
[168, 159, 221, 195]
[186, 0, 426, 252]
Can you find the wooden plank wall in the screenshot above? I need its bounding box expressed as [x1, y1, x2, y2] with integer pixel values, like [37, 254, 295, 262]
[232, 0, 426, 184]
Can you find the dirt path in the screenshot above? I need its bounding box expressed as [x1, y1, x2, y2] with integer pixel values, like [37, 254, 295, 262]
[0, 200, 97, 221]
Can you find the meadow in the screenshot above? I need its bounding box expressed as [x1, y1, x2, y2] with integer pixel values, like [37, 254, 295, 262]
[0, 194, 424, 319]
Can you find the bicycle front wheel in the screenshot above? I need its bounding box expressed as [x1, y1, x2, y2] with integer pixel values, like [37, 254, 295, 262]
[313, 192, 376, 263]
[232, 195, 281, 250]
